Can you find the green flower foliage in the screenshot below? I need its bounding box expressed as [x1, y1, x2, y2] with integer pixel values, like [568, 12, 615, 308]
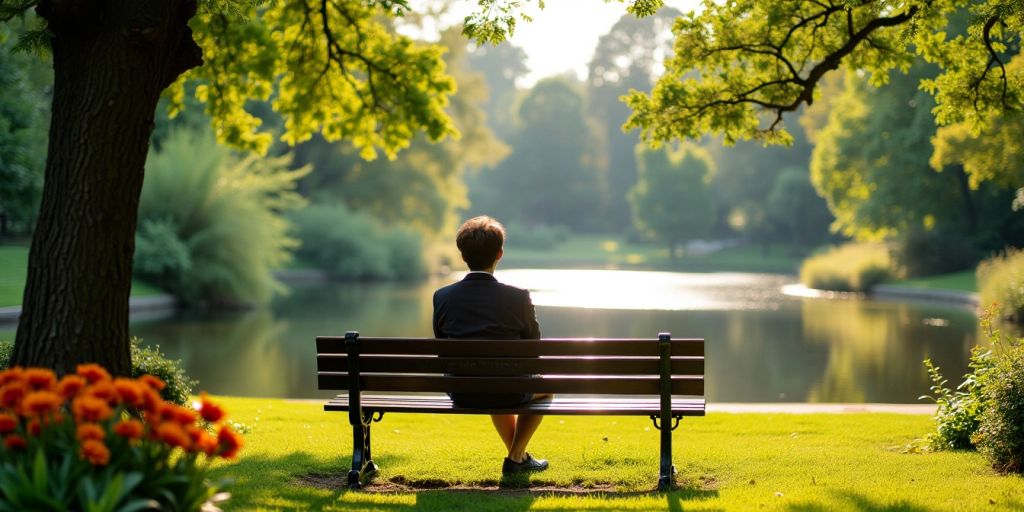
[617, 0, 1022, 147]
[168, 0, 457, 158]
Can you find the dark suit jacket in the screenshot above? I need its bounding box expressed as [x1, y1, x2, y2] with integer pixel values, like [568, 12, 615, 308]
[433, 272, 541, 340]
[433, 272, 541, 408]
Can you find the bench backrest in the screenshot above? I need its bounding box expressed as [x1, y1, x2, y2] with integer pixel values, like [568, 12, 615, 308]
[316, 333, 704, 396]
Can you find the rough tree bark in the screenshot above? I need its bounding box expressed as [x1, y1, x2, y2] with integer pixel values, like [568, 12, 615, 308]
[12, 0, 202, 375]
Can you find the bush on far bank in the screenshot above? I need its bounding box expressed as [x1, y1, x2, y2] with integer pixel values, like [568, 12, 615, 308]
[799, 242, 897, 292]
[978, 249, 1024, 322]
[290, 203, 426, 281]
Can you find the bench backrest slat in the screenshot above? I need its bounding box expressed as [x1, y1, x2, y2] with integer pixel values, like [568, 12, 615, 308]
[315, 335, 705, 397]
[316, 337, 703, 357]
[317, 373, 704, 395]
[316, 354, 704, 376]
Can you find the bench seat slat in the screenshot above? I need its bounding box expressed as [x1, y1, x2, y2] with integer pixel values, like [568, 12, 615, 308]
[323, 394, 706, 416]
[315, 355, 704, 376]
[316, 337, 704, 357]
[318, 373, 704, 395]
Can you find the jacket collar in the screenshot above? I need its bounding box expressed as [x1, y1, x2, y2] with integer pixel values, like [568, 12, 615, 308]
[462, 271, 497, 282]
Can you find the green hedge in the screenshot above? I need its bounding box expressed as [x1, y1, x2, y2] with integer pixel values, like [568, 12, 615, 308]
[799, 243, 896, 292]
[977, 249, 1024, 322]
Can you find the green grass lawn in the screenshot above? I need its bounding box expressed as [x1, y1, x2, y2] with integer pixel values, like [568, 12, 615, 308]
[503, 236, 801, 275]
[888, 270, 977, 293]
[213, 397, 1023, 511]
[0, 245, 164, 307]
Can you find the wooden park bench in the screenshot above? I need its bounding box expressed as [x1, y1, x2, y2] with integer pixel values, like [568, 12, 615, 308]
[315, 332, 705, 491]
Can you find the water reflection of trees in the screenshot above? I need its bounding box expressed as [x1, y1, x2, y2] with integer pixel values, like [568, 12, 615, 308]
[800, 299, 977, 403]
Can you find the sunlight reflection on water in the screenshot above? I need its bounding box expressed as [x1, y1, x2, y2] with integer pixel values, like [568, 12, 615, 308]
[491, 269, 795, 311]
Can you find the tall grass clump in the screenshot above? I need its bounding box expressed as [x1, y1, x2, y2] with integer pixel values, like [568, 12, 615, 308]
[799, 242, 896, 292]
[977, 249, 1024, 322]
[920, 307, 1024, 473]
[135, 128, 309, 306]
[290, 203, 426, 280]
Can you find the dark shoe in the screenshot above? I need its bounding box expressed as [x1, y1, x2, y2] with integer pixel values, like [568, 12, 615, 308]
[502, 453, 549, 474]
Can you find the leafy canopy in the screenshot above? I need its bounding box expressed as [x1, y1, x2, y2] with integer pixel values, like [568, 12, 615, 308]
[616, 0, 1022, 146]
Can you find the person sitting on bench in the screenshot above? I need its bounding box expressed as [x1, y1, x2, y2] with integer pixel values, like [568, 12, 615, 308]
[432, 215, 552, 474]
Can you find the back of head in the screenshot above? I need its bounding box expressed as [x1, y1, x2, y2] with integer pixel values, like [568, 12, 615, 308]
[456, 216, 505, 271]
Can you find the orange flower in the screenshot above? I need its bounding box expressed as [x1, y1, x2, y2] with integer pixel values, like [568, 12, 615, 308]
[156, 423, 191, 450]
[58, 375, 87, 398]
[113, 378, 144, 407]
[20, 390, 63, 418]
[196, 431, 218, 456]
[79, 439, 110, 465]
[171, 405, 198, 426]
[113, 419, 144, 440]
[140, 387, 162, 414]
[0, 367, 24, 386]
[26, 419, 40, 437]
[76, 423, 105, 442]
[72, 395, 113, 423]
[0, 382, 27, 409]
[0, 413, 17, 434]
[217, 425, 243, 459]
[85, 381, 118, 405]
[138, 374, 166, 392]
[23, 369, 57, 391]
[76, 364, 111, 384]
[4, 434, 27, 451]
[197, 393, 226, 423]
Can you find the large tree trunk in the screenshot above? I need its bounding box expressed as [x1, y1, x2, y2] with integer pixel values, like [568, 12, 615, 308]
[12, 0, 202, 375]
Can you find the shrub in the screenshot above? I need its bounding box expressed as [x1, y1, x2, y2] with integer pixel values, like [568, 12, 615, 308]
[921, 307, 1024, 473]
[977, 249, 1024, 322]
[130, 339, 196, 407]
[973, 339, 1024, 473]
[799, 243, 896, 292]
[894, 229, 978, 277]
[0, 365, 242, 510]
[136, 128, 309, 306]
[0, 340, 195, 407]
[504, 222, 571, 251]
[290, 203, 426, 280]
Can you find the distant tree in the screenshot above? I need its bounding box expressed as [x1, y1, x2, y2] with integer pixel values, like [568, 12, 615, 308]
[0, 25, 47, 237]
[469, 77, 606, 231]
[586, 9, 679, 230]
[468, 41, 529, 140]
[628, 143, 715, 262]
[765, 167, 833, 249]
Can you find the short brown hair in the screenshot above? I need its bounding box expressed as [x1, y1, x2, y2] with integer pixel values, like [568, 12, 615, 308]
[456, 216, 506, 270]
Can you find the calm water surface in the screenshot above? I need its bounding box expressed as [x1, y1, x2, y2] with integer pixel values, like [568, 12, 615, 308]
[2, 269, 979, 403]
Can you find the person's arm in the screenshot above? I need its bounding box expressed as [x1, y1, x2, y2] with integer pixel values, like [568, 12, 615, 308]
[432, 291, 445, 338]
[522, 290, 541, 340]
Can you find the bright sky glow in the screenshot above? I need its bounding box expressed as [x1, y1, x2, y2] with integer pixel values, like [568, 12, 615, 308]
[406, 0, 704, 87]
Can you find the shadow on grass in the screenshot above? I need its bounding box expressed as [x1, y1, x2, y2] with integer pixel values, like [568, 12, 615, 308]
[216, 450, 722, 511]
[786, 490, 933, 511]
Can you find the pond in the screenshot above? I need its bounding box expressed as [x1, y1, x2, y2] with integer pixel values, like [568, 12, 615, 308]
[127, 269, 982, 403]
[0, 269, 980, 403]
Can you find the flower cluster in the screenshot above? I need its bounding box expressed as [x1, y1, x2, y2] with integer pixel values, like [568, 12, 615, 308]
[0, 364, 242, 466]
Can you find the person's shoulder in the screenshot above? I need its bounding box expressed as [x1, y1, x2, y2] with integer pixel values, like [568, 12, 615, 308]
[433, 281, 458, 301]
[496, 281, 530, 298]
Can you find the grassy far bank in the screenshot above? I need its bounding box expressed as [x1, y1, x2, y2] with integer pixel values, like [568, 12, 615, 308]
[888, 270, 977, 293]
[503, 235, 802, 274]
[0, 245, 164, 308]
[213, 397, 1022, 511]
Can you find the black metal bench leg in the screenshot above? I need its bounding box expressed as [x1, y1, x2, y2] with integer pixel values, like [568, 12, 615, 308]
[658, 417, 673, 491]
[347, 411, 379, 489]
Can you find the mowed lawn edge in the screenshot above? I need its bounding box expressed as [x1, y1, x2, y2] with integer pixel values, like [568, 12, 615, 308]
[211, 397, 1022, 511]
